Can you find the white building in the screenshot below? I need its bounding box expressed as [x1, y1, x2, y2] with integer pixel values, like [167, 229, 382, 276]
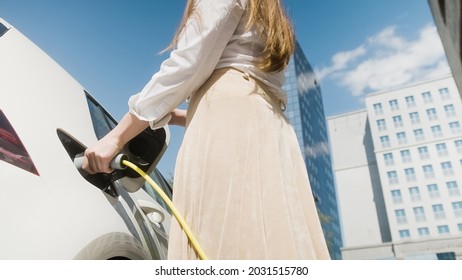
[328, 75, 462, 259]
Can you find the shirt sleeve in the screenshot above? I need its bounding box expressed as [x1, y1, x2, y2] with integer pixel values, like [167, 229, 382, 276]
[128, 0, 247, 129]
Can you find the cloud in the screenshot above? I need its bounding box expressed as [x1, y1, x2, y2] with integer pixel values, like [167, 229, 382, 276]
[316, 45, 366, 80]
[315, 23, 451, 97]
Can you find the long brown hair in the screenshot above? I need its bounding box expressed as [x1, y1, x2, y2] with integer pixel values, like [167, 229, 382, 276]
[167, 0, 295, 73]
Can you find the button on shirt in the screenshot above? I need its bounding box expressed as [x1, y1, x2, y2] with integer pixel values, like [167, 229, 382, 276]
[128, 0, 288, 129]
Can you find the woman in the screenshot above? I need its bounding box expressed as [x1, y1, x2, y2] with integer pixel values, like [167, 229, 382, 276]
[83, 0, 330, 260]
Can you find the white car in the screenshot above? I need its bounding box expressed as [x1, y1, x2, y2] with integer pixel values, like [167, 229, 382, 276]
[0, 18, 173, 260]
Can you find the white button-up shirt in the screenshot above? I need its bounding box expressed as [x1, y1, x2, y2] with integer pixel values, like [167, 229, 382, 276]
[128, 0, 287, 129]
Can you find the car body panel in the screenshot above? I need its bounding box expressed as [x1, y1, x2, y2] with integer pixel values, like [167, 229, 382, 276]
[0, 18, 171, 259]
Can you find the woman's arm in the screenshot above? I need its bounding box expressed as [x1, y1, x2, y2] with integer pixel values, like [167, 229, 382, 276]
[83, 109, 186, 174]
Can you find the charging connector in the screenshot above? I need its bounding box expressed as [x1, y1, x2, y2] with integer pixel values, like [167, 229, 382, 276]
[73, 153, 128, 171]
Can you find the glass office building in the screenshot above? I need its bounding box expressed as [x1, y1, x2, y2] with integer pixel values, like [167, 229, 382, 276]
[283, 41, 342, 259]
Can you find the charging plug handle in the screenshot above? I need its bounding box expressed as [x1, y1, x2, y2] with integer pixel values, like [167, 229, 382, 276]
[73, 153, 128, 171]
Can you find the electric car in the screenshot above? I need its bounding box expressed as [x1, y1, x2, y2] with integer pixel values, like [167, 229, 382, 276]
[0, 18, 173, 259]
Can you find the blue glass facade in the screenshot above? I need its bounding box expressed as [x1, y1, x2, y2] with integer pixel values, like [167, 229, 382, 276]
[283, 41, 342, 259]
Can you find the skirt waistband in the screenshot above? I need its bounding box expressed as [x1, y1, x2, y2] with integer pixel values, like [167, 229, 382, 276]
[211, 67, 286, 111]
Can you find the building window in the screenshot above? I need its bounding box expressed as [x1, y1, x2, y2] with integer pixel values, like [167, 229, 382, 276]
[400, 149, 412, 163]
[396, 132, 407, 145]
[405, 96, 416, 107]
[377, 119, 387, 131]
[395, 209, 407, 224]
[449, 121, 461, 134]
[444, 104, 456, 117]
[437, 225, 450, 235]
[427, 184, 440, 199]
[458, 224, 462, 233]
[455, 140, 462, 153]
[393, 115, 403, 128]
[373, 103, 383, 115]
[409, 112, 420, 124]
[391, 190, 403, 204]
[399, 229, 411, 239]
[418, 146, 430, 160]
[447, 181, 460, 196]
[441, 161, 454, 176]
[432, 204, 445, 219]
[423, 165, 435, 179]
[439, 87, 451, 100]
[426, 108, 438, 121]
[436, 143, 448, 157]
[409, 186, 421, 202]
[389, 99, 399, 111]
[384, 153, 394, 166]
[380, 136, 390, 148]
[422, 91, 433, 104]
[431, 125, 443, 138]
[418, 227, 430, 237]
[452, 201, 462, 217]
[405, 168, 417, 182]
[413, 129, 425, 141]
[387, 171, 399, 185]
[413, 207, 426, 222]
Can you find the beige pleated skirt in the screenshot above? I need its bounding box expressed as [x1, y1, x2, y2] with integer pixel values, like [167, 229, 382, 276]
[167, 67, 330, 260]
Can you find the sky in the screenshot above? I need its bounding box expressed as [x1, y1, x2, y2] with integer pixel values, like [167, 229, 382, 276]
[1, 0, 450, 179]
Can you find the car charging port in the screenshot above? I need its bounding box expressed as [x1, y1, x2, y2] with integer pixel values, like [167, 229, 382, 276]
[57, 129, 123, 197]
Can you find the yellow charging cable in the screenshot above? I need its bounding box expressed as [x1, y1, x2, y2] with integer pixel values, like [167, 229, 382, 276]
[121, 160, 208, 260]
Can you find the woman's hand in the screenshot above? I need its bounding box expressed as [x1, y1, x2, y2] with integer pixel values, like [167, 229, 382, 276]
[82, 112, 149, 174]
[169, 108, 187, 127]
[82, 135, 122, 174]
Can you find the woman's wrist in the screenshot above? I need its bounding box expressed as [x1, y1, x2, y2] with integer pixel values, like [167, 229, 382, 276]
[113, 141, 123, 152]
[169, 109, 187, 126]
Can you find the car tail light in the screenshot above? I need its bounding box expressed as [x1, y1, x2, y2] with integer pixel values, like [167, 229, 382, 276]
[0, 110, 39, 175]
